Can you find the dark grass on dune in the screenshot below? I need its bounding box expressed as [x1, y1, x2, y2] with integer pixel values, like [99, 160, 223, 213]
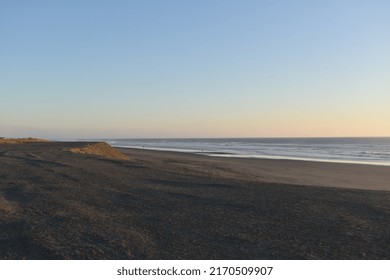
[0, 142, 389, 259]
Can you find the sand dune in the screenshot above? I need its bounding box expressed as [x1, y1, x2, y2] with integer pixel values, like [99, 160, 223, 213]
[70, 142, 128, 160]
[0, 138, 50, 144]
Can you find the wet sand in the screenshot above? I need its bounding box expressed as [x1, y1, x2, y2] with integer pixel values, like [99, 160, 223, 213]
[0, 142, 389, 259]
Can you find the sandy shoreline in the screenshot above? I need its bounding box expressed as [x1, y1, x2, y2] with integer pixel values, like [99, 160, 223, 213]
[118, 147, 390, 191]
[0, 142, 389, 259]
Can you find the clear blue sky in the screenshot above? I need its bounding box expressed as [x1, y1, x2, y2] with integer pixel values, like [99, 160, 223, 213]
[1, 0, 389, 139]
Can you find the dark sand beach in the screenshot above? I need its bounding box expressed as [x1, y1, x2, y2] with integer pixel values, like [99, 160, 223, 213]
[0, 141, 389, 259]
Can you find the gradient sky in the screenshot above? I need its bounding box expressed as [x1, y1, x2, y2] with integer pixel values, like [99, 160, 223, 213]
[1, 0, 389, 139]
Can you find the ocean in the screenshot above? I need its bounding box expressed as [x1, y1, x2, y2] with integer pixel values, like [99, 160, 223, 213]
[100, 137, 390, 166]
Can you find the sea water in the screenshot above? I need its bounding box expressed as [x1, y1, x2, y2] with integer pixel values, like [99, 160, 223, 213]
[100, 137, 390, 166]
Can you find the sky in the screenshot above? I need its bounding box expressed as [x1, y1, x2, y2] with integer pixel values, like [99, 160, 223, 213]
[1, 0, 389, 139]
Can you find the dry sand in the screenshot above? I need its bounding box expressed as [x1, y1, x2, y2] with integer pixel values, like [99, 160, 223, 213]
[0, 142, 389, 259]
[70, 142, 128, 160]
[0, 138, 50, 144]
